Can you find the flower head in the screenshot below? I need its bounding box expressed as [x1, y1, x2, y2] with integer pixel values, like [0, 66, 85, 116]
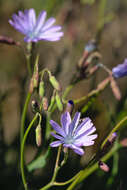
[9, 8, 63, 42]
[112, 59, 127, 78]
[50, 112, 97, 155]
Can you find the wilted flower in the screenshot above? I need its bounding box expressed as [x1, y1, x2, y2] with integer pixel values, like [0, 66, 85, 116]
[50, 112, 97, 155]
[112, 59, 127, 78]
[9, 8, 63, 42]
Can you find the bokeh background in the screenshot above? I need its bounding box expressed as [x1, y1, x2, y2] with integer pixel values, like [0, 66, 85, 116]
[1, 0, 127, 189]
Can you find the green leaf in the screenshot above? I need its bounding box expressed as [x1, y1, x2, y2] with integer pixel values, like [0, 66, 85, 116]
[27, 149, 50, 172]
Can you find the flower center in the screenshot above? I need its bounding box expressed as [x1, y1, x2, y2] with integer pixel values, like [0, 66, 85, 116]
[64, 135, 75, 144]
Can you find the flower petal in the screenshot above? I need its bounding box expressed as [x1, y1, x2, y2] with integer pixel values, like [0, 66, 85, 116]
[61, 112, 71, 134]
[51, 132, 64, 140]
[50, 120, 65, 137]
[74, 117, 93, 136]
[34, 11, 47, 33]
[71, 145, 84, 155]
[42, 17, 56, 31]
[27, 8, 36, 29]
[75, 126, 96, 140]
[50, 141, 62, 147]
[69, 112, 81, 134]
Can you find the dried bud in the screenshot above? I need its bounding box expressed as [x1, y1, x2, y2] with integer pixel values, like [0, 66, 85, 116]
[65, 100, 74, 115]
[49, 75, 61, 91]
[0, 35, 20, 46]
[108, 132, 117, 143]
[55, 92, 63, 111]
[39, 81, 45, 100]
[31, 100, 39, 113]
[120, 138, 127, 147]
[98, 160, 109, 172]
[110, 77, 121, 100]
[35, 124, 42, 147]
[42, 97, 48, 111]
[97, 77, 110, 91]
[33, 56, 39, 88]
[101, 132, 117, 156]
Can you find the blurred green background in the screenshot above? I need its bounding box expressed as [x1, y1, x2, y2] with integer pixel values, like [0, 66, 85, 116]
[1, 0, 127, 189]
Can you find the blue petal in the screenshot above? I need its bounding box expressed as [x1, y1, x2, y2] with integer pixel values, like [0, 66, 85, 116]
[41, 17, 56, 31]
[69, 112, 81, 135]
[61, 112, 71, 135]
[51, 132, 64, 140]
[34, 11, 46, 33]
[50, 141, 62, 147]
[50, 120, 65, 137]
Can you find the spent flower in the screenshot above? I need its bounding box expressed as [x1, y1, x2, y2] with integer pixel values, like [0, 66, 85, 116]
[112, 59, 127, 78]
[50, 112, 97, 155]
[9, 8, 63, 42]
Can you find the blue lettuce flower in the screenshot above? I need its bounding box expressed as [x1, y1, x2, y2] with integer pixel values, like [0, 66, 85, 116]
[50, 112, 97, 156]
[9, 8, 63, 42]
[112, 59, 127, 78]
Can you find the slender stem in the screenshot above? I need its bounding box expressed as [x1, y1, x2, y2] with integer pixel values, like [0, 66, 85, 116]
[51, 145, 62, 182]
[26, 53, 32, 77]
[67, 143, 121, 190]
[20, 113, 39, 190]
[40, 146, 62, 190]
[101, 116, 127, 148]
[20, 92, 32, 144]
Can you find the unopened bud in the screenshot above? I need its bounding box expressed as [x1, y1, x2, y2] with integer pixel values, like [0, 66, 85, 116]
[101, 132, 117, 156]
[35, 124, 42, 147]
[31, 100, 39, 113]
[65, 100, 74, 115]
[39, 81, 45, 99]
[33, 56, 39, 88]
[42, 97, 48, 111]
[98, 160, 109, 172]
[108, 132, 117, 143]
[0, 35, 20, 46]
[48, 94, 55, 112]
[55, 92, 63, 111]
[110, 77, 121, 100]
[49, 75, 61, 91]
[120, 138, 127, 147]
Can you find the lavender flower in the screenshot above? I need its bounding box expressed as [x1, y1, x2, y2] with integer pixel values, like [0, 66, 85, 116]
[9, 8, 63, 42]
[112, 59, 127, 78]
[50, 112, 97, 155]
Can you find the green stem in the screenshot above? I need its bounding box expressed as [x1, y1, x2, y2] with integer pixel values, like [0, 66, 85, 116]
[40, 146, 62, 190]
[20, 92, 32, 144]
[20, 113, 39, 190]
[67, 143, 121, 190]
[101, 116, 127, 148]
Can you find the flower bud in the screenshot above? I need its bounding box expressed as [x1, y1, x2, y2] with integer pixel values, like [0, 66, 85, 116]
[55, 92, 63, 111]
[98, 160, 109, 172]
[35, 124, 42, 147]
[48, 94, 55, 112]
[42, 97, 48, 111]
[39, 80, 45, 100]
[49, 75, 61, 91]
[65, 100, 74, 115]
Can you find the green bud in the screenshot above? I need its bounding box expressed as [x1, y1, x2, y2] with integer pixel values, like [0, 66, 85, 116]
[39, 81, 45, 99]
[49, 76, 61, 91]
[35, 124, 42, 147]
[55, 92, 63, 111]
[48, 94, 55, 112]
